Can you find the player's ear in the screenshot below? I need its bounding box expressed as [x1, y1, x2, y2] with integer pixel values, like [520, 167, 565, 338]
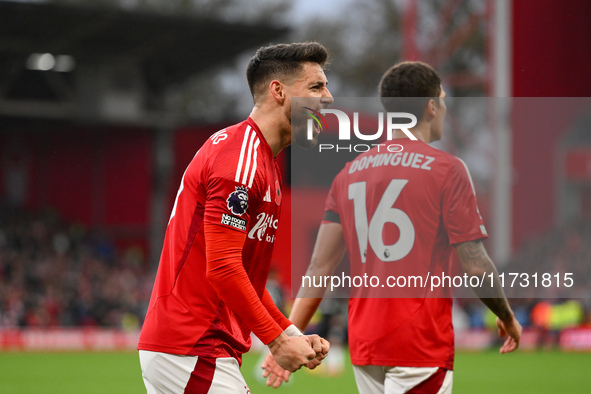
[419, 100, 433, 122]
[269, 80, 285, 105]
[426, 98, 437, 119]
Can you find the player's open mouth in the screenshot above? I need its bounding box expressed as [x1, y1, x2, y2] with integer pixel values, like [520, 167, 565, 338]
[313, 121, 321, 135]
[314, 105, 327, 136]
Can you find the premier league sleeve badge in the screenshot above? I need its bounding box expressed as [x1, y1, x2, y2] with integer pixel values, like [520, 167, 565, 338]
[226, 186, 249, 216]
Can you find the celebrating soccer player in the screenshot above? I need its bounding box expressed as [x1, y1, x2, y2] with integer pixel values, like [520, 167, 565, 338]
[138, 42, 333, 393]
[262, 61, 522, 393]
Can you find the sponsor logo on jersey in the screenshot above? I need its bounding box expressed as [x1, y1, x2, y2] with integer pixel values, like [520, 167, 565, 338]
[263, 183, 281, 205]
[248, 212, 278, 243]
[226, 186, 249, 216]
[263, 185, 272, 202]
[221, 213, 247, 231]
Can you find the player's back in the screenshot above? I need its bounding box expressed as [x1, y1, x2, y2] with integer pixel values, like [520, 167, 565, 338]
[329, 139, 471, 286]
[325, 139, 486, 368]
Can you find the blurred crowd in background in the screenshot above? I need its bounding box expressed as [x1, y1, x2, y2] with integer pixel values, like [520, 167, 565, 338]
[1, 203, 589, 351]
[0, 205, 153, 330]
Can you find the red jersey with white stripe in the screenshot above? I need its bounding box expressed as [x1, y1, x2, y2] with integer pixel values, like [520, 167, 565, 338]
[138, 118, 283, 359]
[324, 139, 487, 369]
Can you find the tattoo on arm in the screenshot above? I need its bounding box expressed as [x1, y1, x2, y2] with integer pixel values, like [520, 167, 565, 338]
[483, 296, 512, 322]
[456, 240, 490, 269]
[456, 240, 513, 322]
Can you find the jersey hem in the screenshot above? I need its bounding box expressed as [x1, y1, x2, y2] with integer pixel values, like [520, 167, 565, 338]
[137, 343, 246, 360]
[449, 231, 488, 246]
[350, 358, 453, 370]
[138, 343, 197, 355]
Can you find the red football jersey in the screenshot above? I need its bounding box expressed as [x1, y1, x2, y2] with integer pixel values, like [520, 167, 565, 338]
[138, 118, 283, 360]
[324, 139, 487, 369]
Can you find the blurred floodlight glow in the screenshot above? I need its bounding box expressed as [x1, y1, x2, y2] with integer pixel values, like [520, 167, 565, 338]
[54, 55, 76, 72]
[26, 53, 75, 72]
[31, 53, 55, 70]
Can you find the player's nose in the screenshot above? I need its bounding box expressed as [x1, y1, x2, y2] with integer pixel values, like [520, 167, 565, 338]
[321, 89, 334, 106]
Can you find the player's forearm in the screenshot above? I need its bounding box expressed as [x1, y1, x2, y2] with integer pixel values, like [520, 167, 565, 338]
[207, 261, 283, 343]
[289, 297, 323, 332]
[289, 223, 345, 329]
[456, 240, 514, 322]
[261, 288, 292, 331]
[480, 296, 514, 322]
[204, 222, 283, 344]
[296, 222, 346, 298]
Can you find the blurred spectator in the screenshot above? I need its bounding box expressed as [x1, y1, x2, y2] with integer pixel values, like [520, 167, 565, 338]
[458, 219, 591, 336]
[0, 205, 153, 329]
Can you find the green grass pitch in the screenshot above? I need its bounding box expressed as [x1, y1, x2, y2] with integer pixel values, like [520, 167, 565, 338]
[0, 350, 589, 393]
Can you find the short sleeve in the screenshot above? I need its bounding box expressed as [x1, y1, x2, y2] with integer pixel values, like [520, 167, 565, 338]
[203, 149, 260, 233]
[441, 158, 488, 245]
[204, 176, 251, 233]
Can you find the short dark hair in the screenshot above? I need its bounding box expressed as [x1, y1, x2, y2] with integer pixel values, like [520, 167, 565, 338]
[246, 42, 329, 101]
[378, 61, 442, 120]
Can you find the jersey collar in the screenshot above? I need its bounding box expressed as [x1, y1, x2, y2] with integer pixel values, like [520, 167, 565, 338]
[246, 117, 274, 159]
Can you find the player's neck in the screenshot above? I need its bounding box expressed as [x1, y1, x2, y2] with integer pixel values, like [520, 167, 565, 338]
[249, 107, 288, 157]
[392, 126, 429, 143]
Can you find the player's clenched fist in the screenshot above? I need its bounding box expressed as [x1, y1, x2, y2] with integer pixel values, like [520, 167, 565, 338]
[262, 335, 331, 388]
[268, 333, 316, 372]
[304, 334, 330, 369]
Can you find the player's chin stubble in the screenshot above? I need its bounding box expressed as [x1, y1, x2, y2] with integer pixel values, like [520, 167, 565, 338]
[287, 105, 318, 150]
[294, 128, 318, 149]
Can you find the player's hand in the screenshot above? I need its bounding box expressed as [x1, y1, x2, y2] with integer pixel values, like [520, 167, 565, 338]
[496, 316, 522, 354]
[261, 352, 291, 388]
[304, 334, 330, 369]
[268, 333, 316, 372]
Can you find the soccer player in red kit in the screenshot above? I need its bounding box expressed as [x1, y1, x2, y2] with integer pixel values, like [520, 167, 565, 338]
[262, 62, 522, 393]
[138, 42, 333, 393]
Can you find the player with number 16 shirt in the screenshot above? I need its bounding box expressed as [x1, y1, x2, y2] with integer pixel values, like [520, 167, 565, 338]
[324, 136, 486, 369]
[267, 61, 522, 394]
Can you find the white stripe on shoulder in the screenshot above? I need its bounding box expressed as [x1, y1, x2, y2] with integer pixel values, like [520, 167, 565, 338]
[247, 138, 261, 188]
[235, 126, 252, 183]
[241, 132, 258, 185]
[457, 158, 477, 195]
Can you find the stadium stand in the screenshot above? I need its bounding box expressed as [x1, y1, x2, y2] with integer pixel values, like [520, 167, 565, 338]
[0, 205, 152, 329]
